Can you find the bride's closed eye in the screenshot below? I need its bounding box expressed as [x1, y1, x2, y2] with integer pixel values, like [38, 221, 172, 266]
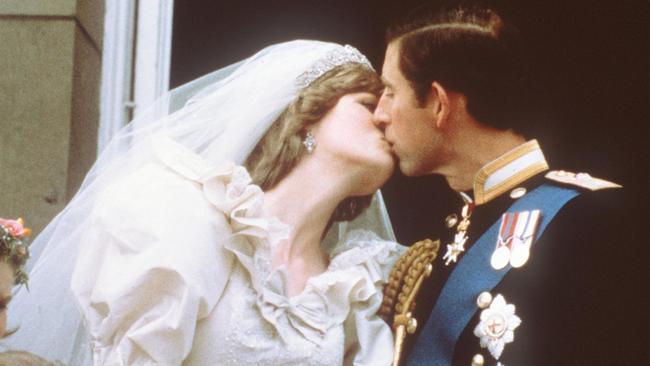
[357, 94, 378, 111]
[361, 101, 377, 111]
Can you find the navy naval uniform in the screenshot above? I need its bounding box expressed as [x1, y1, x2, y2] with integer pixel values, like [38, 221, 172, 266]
[404, 140, 640, 366]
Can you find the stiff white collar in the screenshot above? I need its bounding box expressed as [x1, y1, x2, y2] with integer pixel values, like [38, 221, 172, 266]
[473, 140, 549, 205]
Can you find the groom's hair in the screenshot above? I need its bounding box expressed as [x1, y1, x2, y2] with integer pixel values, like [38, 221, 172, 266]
[387, 3, 528, 132]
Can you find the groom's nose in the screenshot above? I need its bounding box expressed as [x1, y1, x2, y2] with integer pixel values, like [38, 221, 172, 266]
[373, 97, 391, 130]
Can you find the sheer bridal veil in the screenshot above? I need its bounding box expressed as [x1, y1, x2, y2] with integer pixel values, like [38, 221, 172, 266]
[4, 40, 395, 365]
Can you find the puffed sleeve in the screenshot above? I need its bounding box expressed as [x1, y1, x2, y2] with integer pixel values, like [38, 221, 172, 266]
[337, 230, 405, 366]
[71, 162, 235, 365]
[343, 289, 396, 366]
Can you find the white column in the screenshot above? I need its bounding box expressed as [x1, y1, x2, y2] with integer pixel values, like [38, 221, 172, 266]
[97, 0, 136, 153]
[132, 0, 174, 117]
[98, 0, 174, 153]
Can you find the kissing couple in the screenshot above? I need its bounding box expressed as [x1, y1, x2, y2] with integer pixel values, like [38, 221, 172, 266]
[8, 3, 631, 366]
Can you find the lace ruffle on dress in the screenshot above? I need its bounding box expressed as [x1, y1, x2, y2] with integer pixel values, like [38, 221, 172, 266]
[71, 137, 402, 366]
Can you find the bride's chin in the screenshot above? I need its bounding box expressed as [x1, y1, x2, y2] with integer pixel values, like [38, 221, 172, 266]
[378, 156, 396, 178]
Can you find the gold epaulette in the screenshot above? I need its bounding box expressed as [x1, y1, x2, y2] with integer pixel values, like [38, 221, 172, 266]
[545, 170, 622, 191]
[379, 238, 440, 366]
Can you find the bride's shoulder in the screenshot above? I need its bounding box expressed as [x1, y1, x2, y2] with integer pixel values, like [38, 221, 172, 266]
[96, 162, 207, 221]
[93, 137, 257, 228]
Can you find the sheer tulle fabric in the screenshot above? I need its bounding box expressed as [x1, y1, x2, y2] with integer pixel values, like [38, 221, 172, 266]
[4, 40, 396, 365]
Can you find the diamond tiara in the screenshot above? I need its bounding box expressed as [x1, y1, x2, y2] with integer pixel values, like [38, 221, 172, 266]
[296, 45, 373, 89]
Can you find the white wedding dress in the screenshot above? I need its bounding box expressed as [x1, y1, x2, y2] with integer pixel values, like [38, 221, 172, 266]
[72, 138, 402, 365]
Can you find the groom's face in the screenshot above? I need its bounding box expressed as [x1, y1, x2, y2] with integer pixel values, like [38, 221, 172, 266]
[374, 41, 443, 177]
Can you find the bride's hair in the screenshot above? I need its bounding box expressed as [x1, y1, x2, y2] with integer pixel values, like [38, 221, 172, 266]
[245, 63, 383, 222]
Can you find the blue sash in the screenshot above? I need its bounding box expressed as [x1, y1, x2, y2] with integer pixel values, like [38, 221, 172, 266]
[407, 184, 580, 366]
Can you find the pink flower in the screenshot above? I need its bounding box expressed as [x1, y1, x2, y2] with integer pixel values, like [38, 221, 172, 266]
[0, 218, 30, 237]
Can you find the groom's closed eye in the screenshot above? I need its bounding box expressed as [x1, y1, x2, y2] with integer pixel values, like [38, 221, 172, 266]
[380, 77, 395, 94]
[380, 86, 394, 100]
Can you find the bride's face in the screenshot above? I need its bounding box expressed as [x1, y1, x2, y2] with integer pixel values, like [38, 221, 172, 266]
[315, 92, 395, 192]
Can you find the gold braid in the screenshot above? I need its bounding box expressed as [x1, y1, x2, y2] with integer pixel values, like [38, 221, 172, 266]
[379, 238, 440, 366]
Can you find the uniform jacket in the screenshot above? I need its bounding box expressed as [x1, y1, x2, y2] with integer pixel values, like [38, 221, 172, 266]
[405, 140, 641, 366]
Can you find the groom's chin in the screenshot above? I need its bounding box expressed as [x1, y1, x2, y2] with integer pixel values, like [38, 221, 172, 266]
[443, 175, 472, 193]
[398, 160, 427, 178]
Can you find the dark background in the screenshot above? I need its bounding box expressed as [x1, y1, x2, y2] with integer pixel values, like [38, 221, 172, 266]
[170, 0, 647, 247]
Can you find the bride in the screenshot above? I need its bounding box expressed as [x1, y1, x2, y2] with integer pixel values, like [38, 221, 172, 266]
[5, 41, 404, 365]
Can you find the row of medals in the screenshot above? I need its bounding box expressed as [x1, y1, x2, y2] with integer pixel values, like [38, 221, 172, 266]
[443, 189, 534, 270]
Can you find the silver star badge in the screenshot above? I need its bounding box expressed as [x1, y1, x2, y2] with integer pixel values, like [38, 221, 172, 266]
[443, 232, 468, 265]
[473, 294, 521, 360]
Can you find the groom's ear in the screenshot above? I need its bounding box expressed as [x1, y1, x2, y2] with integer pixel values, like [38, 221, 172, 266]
[428, 81, 450, 129]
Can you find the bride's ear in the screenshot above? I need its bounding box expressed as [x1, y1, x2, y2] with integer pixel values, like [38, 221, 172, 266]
[428, 81, 450, 129]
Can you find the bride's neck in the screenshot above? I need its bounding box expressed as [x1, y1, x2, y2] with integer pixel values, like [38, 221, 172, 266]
[263, 158, 351, 260]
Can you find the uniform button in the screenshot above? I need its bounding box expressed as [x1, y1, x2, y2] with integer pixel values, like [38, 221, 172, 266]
[471, 353, 485, 366]
[476, 291, 493, 309]
[406, 317, 418, 334]
[445, 213, 458, 228]
[509, 187, 527, 199]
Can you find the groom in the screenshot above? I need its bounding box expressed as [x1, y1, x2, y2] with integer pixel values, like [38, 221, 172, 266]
[373, 3, 638, 366]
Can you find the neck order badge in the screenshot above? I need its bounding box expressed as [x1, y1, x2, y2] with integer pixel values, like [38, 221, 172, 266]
[443, 192, 475, 266]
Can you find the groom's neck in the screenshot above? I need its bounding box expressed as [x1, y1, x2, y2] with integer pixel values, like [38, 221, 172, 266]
[442, 126, 526, 193]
